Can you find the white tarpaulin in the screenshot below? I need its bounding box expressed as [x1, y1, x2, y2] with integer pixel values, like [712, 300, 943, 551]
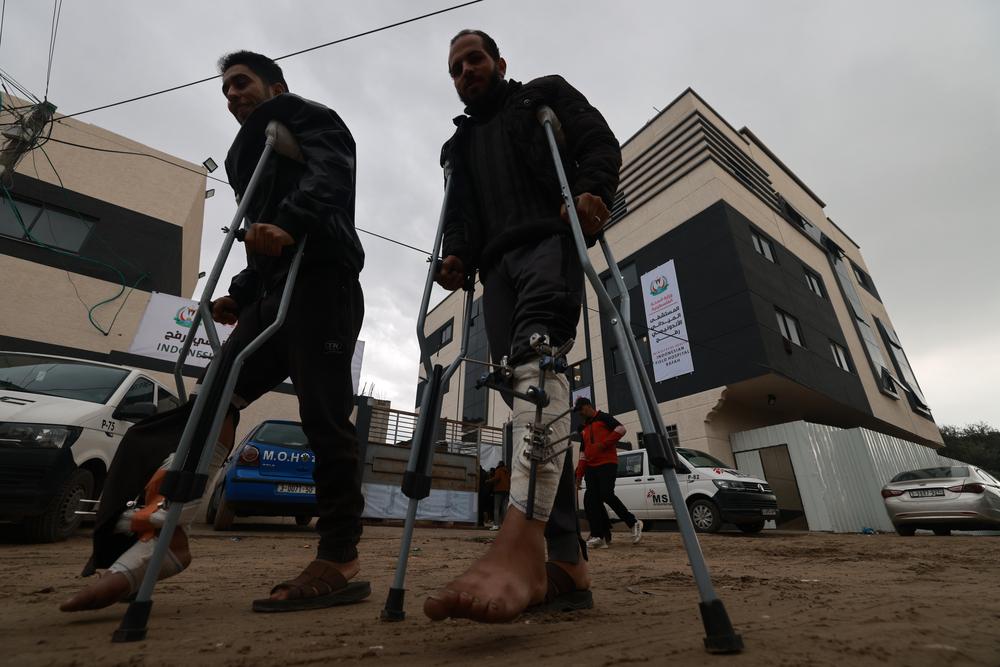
[361, 482, 476, 523]
[640, 260, 694, 382]
[129, 292, 365, 392]
[479, 443, 502, 470]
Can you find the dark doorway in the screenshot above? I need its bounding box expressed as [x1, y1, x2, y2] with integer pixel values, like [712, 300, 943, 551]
[758, 444, 808, 530]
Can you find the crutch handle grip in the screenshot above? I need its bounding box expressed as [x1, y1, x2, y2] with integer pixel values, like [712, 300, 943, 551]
[266, 121, 305, 163]
[536, 105, 560, 131]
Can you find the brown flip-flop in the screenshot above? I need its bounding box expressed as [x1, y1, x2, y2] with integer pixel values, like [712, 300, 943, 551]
[252, 560, 371, 613]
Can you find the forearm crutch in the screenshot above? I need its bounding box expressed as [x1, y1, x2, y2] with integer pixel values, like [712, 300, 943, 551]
[381, 164, 475, 621]
[112, 121, 306, 643]
[537, 106, 744, 654]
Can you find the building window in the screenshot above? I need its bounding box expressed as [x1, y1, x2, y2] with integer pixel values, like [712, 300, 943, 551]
[830, 341, 851, 372]
[775, 308, 804, 347]
[750, 228, 775, 262]
[851, 262, 880, 300]
[804, 268, 825, 298]
[429, 319, 454, 354]
[875, 318, 931, 415]
[0, 195, 94, 253]
[780, 197, 823, 244]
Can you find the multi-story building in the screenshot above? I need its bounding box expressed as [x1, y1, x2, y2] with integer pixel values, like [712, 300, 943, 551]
[418, 89, 942, 528]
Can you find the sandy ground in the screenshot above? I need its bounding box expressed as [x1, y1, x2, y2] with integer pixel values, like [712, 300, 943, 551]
[1, 521, 998, 667]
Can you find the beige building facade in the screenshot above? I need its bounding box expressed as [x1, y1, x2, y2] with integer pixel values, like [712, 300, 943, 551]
[418, 89, 942, 472]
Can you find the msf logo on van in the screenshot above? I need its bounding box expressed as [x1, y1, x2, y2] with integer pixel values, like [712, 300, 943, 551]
[646, 489, 671, 506]
[262, 450, 312, 463]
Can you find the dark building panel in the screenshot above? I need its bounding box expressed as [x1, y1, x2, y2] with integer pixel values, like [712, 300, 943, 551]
[599, 200, 871, 418]
[2, 173, 184, 295]
[600, 201, 767, 414]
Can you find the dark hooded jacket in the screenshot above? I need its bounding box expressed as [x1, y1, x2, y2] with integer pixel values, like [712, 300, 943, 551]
[440, 75, 621, 281]
[224, 93, 364, 307]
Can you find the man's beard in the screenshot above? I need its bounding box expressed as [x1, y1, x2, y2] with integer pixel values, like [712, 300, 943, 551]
[458, 65, 504, 107]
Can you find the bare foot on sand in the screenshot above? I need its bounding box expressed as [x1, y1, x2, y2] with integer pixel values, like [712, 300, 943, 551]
[424, 507, 549, 623]
[59, 528, 192, 612]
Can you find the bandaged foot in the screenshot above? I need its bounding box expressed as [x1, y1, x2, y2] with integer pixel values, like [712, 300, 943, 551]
[60, 527, 191, 612]
[60, 439, 227, 613]
[508, 362, 571, 521]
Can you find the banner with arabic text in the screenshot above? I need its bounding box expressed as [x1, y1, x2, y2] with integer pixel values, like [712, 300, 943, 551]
[639, 260, 694, 382]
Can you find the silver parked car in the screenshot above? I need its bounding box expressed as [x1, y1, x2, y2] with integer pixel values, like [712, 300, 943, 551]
[881, 465, 1000, 535]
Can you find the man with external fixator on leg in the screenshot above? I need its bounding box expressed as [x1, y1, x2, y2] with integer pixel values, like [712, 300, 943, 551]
[60, 50, 369, 614]
[424, 29, 621, 622]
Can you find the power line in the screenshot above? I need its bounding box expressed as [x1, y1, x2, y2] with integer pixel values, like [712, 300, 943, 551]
[0, 0, 6, 53]
[44, 0, 64, 100]
[59, 0, 486, 120]
[45, 135, 229, 184]
[46, 132, 431, 255]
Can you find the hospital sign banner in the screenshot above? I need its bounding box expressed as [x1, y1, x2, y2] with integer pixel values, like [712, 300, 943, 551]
[129, 292, 365, 392]
[639, 260, 694, 382]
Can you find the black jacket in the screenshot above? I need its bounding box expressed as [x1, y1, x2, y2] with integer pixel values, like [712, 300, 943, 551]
[225, 93, 364, 307]
[440, 76, 621, 280]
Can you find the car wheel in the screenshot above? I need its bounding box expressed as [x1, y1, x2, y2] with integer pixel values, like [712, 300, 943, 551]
[737, 520, 766, 534]
[895, 525, 916, 536]
[295, 515, 312, 527]
[212, 486, 235, 531]
[933, 528, 952, 536]
[688, 499, 722, 533]
[205, 484, 222, 525]
[23, 468, 95, 543]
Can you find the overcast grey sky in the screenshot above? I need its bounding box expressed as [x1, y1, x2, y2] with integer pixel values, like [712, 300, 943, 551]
[3, 0, 997, 427]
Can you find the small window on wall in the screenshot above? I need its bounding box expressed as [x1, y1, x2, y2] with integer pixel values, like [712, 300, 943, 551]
[440, 321, 453, 347]
[775, 308, 804, 347]
[830, 341, 852, 372]
[750, 228, 775, 262]
[805, 268, 825, 298]
[0, 195, 94, 253]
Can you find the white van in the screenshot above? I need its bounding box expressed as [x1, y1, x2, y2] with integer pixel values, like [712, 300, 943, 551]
[0, 352, 181, 542]
[579, 447, 778, 533]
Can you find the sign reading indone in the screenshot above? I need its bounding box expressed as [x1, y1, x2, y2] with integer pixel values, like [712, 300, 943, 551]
[640, 260, 693, 382]
[128, 292, 365, 392]
[129, 292, 235, 367]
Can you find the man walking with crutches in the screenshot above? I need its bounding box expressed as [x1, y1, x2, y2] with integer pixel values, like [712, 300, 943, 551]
[424, 30, 621, 623]
[60, 51, 369, 614]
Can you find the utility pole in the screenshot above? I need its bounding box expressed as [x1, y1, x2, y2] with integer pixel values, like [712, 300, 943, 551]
[0, 101, 57, 186]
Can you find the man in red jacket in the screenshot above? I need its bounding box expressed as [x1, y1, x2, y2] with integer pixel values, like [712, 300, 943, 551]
[574, 397, 643, 547]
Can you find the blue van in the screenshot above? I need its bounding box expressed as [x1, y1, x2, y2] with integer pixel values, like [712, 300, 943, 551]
[206, 420, 318, 530]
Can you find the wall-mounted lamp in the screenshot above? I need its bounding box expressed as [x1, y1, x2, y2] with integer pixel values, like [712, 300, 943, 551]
[202, 157, 218, 173]
[204, 189, 215, 199]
